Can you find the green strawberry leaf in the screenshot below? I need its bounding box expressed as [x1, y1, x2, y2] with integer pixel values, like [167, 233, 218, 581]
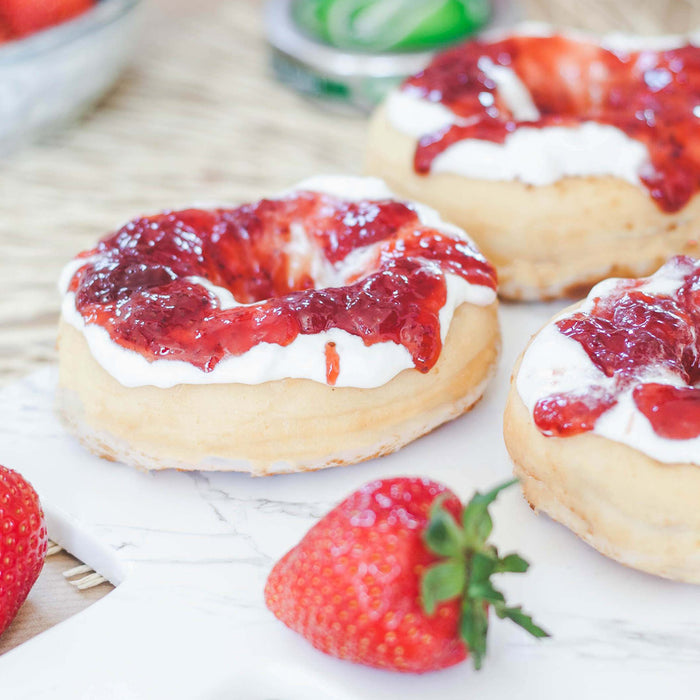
[495, 553, 530, 573]
[461, 479, 517, 547]
[469, 550, 496, 582]
[423, 497, 464, 557]
[420, 479, 549, 670]
[460, 601, 488, 670]
[494, 604, 550, 639]
[421, 558, 466, 616]
[467, 578, 505, 604]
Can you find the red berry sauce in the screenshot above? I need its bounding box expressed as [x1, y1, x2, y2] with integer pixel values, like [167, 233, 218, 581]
[633, 383, 700, 439]
[403, 34, 700, 212]
[324, 342, 340, 386]
[68, 192, 496, 377]
[533, 256, 700, 440]
[533, 387, 618, 438]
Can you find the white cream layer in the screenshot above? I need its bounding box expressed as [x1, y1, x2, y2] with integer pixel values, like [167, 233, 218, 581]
[516, 266, 700, 465]
[60, 176, 496, 389]
[384, 25, 700, 186]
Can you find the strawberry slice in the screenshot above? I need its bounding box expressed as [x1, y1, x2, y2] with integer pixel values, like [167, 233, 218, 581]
[265, 477, 548, 673]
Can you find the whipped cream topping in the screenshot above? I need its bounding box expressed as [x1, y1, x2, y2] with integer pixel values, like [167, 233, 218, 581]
[516, 266, 700, 465]
[384, 24, 700, 187]
[60, 176, 497, 389]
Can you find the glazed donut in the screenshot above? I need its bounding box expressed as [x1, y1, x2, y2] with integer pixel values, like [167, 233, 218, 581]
[504, 256, 700, 582]
[57, 176, 500, 475]
[366, 25, 700, 301]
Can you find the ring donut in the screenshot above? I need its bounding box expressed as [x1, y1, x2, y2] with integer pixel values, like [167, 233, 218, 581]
[366, 25, 700, 300]
[57, 176, 500, 475]
[504, 256, 700, 582]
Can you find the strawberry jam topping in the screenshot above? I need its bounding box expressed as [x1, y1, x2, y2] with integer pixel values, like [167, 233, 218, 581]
[324, 342, 340, 386]
[68, 192, 496, 376]
[403, 35, 700, 212]
[533, 388, 617, 438]
[633, 383, 700, 439]
[533, 256, 700, 440]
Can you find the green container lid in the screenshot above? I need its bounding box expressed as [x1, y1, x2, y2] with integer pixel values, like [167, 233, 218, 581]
[292, 0, 491, 53]
[266, 0, 520, 113]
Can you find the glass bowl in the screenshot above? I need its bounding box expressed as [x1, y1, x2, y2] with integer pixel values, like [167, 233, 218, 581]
[0, 0, 142, 154]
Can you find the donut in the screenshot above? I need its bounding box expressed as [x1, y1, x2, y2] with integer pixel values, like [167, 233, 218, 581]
[366, 24, 700, 301]
[504, 256, 700, 582]
[57, 176, 500, 475]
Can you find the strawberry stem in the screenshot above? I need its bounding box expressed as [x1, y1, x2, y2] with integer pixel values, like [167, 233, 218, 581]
[420, 480, 549, 670]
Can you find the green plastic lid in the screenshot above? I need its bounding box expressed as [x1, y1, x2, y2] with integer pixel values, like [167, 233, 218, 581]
[292, 0, 491, 52]
[266, 0, 520, 112]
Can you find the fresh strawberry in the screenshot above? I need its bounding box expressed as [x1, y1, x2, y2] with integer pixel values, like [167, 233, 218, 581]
[0, 0, 95, 40]
[265, 477, 547, 673]
[0, 465, 48, 637]
[0, 15, 10, 43]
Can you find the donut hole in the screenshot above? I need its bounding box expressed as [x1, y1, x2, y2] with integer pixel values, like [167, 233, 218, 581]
[202, 195, 420, 304]
[205, 217, 362, 305]
[510, 36, 604, 117]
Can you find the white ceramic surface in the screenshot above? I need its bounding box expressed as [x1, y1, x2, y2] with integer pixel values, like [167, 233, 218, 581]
[0, 302, 699, 699]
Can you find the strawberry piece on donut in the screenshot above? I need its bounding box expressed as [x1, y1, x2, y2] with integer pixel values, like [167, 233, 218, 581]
[633, 383, 700, 440]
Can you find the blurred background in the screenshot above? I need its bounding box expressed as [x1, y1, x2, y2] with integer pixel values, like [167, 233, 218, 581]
[3, 0, 700, 384]
[1, 0, 700, 655]
[2, 0, 700, 383]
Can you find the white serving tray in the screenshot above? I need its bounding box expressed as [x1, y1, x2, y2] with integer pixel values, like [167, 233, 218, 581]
[0, 302, 698, 699]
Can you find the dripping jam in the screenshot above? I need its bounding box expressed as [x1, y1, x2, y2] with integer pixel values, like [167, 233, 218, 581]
[324, 342, 340, 386]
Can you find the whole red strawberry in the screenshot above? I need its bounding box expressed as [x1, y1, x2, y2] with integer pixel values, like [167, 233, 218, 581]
[0, 465, 48, 637]
[265, 477, 547, 673]
[0, 0, 95, 40]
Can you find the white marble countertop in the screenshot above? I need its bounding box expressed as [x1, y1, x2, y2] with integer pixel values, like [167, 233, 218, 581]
[0, 302, 698, 699]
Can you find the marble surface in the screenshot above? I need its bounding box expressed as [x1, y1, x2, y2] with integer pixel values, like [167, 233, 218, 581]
[0, 303, 699, 699]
